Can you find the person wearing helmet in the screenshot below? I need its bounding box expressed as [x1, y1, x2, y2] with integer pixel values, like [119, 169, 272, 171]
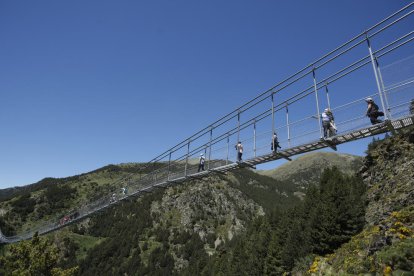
[365, 98, 384, 125]
[198, 153, 206, 172]
[321, 108, 335, 138]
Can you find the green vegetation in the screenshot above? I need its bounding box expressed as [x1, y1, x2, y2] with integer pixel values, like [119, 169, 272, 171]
[193, 167, 367, 275]
[1, 129, 412, 275]
[0, 162, 159, 234]
[10, 193, 36, 222]
[0, 233, 78, 275]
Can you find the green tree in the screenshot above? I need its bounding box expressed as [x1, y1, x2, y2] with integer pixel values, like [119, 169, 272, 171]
[0, 233, 78, 276]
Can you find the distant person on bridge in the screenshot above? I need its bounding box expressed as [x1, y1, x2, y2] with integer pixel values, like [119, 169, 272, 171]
[271, 132, 281, 153]
[110, 193, 117, 203]
[365, 98, 384, 125]
[198, 153, 206, 172]
[236, 141, 243, 162]
[322, 108, 336, 138]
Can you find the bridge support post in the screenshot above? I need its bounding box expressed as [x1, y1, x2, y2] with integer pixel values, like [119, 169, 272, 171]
[237, 110, 241, 144]
[374, 57, 392, 119]
[167, 151, 172, 181]
[312, 68, 323, 138]
[271, 93, 275, 152]
[366, 35, 390, 121]
[253, 120, 257, 158]
[208, 126, 213, 170]
[184, 140, 190, 177]
[286, 103, 291, 147]
[325, 83, 331, 110]
[226, 134, 229, 165]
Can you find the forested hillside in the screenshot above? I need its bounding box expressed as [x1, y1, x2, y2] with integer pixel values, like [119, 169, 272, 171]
[1, 130, 412, 275]
[0, 163, 160, 236]
[260, 152, 362, 192]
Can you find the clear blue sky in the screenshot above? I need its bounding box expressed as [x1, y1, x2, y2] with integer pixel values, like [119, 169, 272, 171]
[0, 0, 411, 188]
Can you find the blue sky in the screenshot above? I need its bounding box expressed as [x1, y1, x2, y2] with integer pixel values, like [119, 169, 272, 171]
[0, 0, 411, 188]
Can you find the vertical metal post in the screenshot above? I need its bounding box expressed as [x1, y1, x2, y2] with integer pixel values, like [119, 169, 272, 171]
[312, 68, 323, 138]
[253, 120, 257, 157]
[208, 126, 213, 170]
[375, 57, 391, 119]
[325, 83, 331, 110]
[184, 140, 190, 177]
[271, 93, 275, 152]
[226, 134, 230, 165]
[167, 151, 172, 181]
[286, 103, 291, 147]
[237, 110, 241, 144]
[366, 35, 389, 120]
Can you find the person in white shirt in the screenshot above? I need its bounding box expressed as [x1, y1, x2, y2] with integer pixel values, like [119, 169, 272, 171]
[236, 141, 243, 162]
[321, 108, 335, 138]
[198, 153, 206, 172]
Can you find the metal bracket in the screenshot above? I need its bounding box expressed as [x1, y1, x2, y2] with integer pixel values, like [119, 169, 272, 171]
[385, 119, 398, 135]
[274, 152, 292, 161]
[322, 138, 338, 151]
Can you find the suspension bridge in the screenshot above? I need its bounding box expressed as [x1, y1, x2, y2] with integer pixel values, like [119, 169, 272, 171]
[2, 3, 414, 244]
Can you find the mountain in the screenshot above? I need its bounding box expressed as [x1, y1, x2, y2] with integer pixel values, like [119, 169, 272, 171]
[259, 152, 363, 198]
[1, 132, 412, 275]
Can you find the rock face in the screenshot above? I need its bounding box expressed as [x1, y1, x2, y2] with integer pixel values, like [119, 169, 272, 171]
[305, 130, 414, 275]
[151, 174, 264, 242]
[149, 174, 264, 270]
[362, 134, 414, 225]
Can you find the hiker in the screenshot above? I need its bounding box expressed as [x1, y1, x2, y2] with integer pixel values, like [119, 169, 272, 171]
[198, 153, 206, 172]
[365, 97, 384, 125]
[235, 141, 243, 162]
[322, 108, 336, 138]
[271, 132, 282, 152]
[121, 187, 126, 195]
[110, 193, 117, 203]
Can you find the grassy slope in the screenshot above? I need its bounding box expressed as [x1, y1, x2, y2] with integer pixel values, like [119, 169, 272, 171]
[260, 152, 362, 187]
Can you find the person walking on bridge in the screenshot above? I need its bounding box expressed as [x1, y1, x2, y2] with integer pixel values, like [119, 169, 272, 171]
[198, 153, 206, 172]
[365, 97, 384, 125]
[236, 141, 243, 162]
[322, 108, 336, 138]
[271, 132, 281, 153]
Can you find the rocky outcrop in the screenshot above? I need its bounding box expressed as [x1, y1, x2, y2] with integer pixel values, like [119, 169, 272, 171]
[361, 133, 414, 225]
[151, 174, 264, 242]
[149, 174, 264, 271]
[305, 130, 414, 275]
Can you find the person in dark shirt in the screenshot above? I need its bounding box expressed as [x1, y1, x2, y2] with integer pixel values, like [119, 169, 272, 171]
[365, 97, 384, 125]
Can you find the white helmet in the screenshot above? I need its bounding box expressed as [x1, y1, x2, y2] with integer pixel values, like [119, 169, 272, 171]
[324, 108, 329, 112]
[200, 153, 204, 156]
[365, 97, 373, 102]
